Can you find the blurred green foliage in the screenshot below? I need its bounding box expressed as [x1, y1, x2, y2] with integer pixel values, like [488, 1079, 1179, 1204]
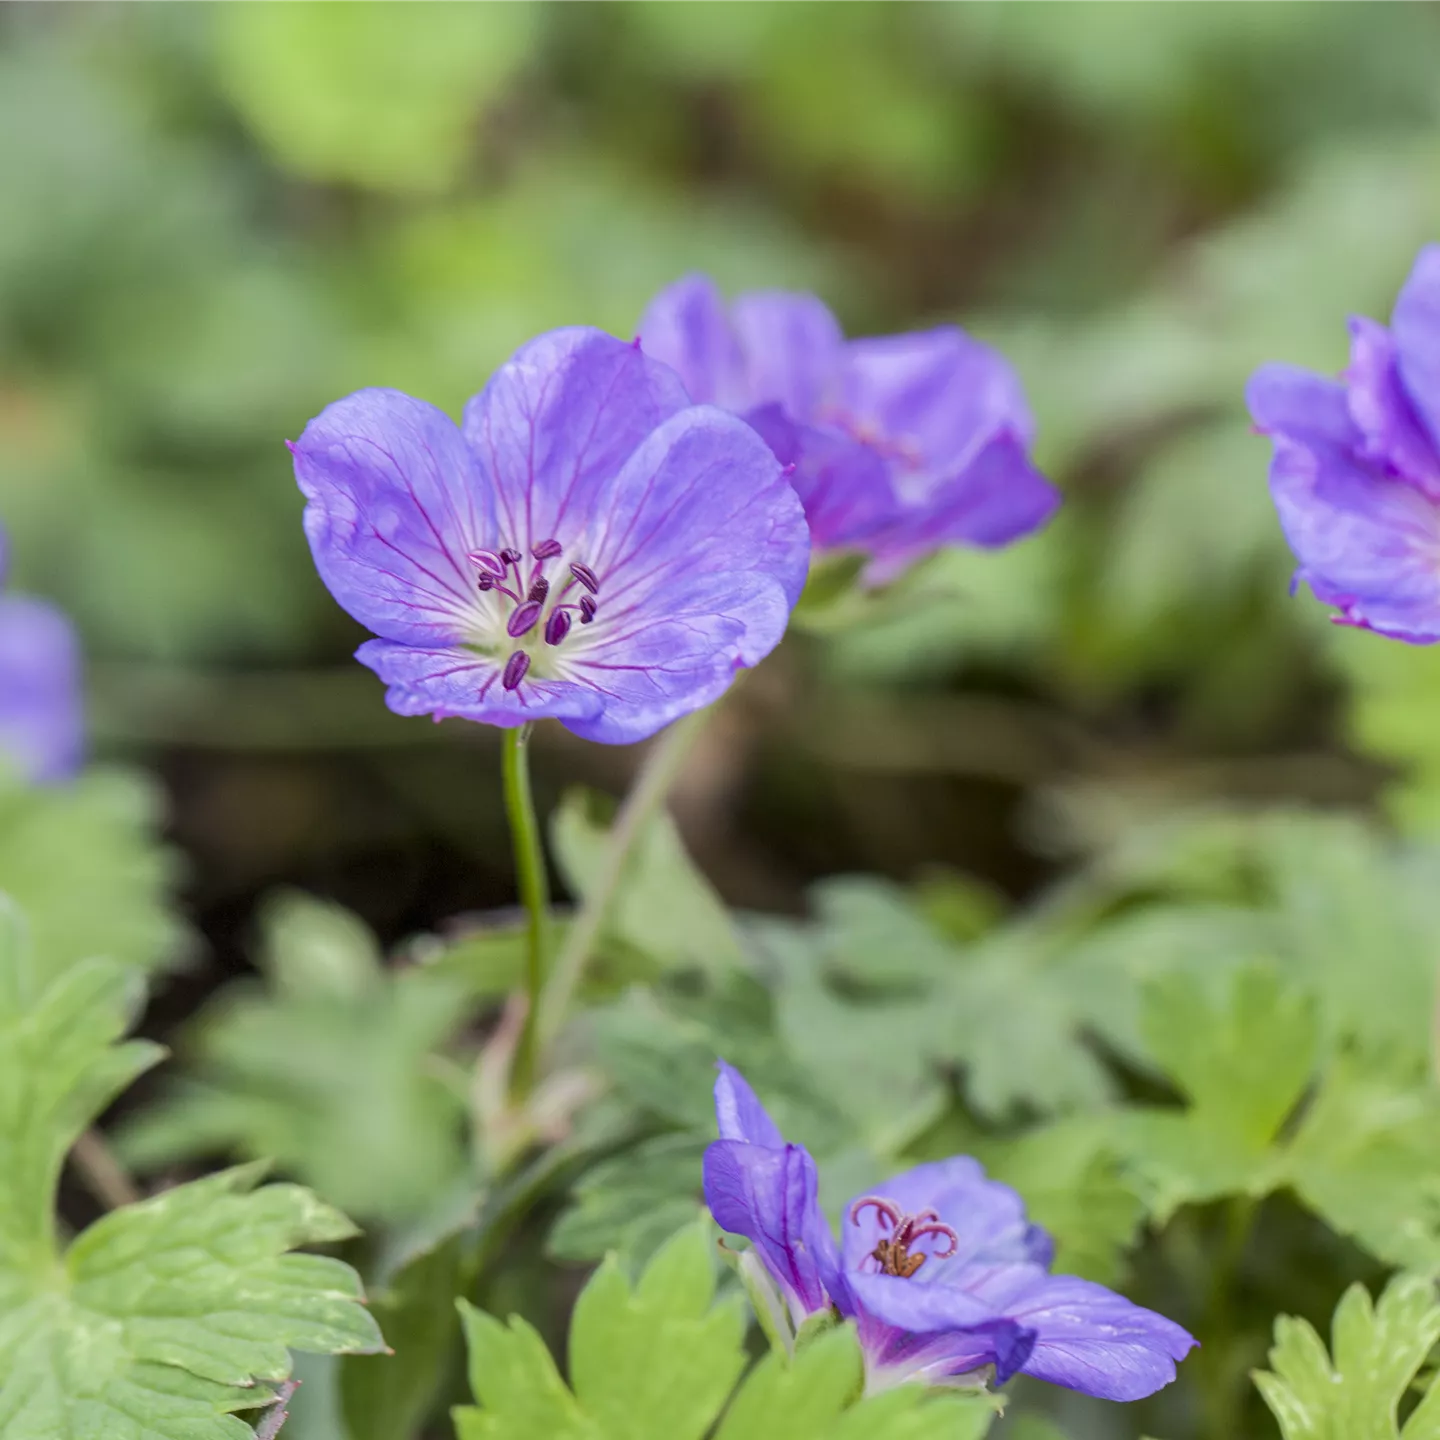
[1, 0, 1437, 858]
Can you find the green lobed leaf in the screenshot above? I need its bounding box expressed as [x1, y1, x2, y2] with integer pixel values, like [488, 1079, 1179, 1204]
[1253, 1274, 1440, 1440]
[0, 766, 184, 985]
[567, 1224, 747, 1440]
[552, 787, 746, 980]
[547, 1134, 708, 1270]
[1117, 966, 1317, 1218]
[453, 1305, 598, 1440]
[590, 982, 847, 1154]
[115, 892, 471, 1224]
[454, 1221, 746, 1440]
[765, 879, 1111, 1124]
[459, 1220, 1001, 1440]
[980, 1116, 1145, 1286]
[0, 897, 385, 1440]
[1285, 1055, 1440, 1273]
[761, 918, 947, 1152]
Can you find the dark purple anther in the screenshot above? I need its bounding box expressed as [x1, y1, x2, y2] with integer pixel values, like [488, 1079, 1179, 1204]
[477, 574, 495, 592]
[569, 562, 599, 594]
[501, 650, 530, 691]
[532, 537, 563, 560]
[468, 548, 507, 579]
[507, 601, 542, 638]
[579, 594, 597, 624]
[499, 547, 523, 566]
[527, 576, 550, 604]
[545, 608, 572, 646]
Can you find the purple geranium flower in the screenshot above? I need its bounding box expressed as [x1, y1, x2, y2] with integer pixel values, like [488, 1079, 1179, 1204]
[291, 328, 809, 743]
[638, 275, 1059, 585]
[704, 1062, 1195, 1400]
[1248, 244, 1440, 642]
[0, 527, 84, 784]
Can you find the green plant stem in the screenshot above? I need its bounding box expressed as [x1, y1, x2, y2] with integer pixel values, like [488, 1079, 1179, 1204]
[536, 705, 710, 1057]
[502, 725, 550, 1097]
[1200, 1195, 1260, 1440]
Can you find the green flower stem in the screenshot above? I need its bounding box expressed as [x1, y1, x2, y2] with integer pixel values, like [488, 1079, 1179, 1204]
[502, 724, 550, 1097]
[536, 704, 710, 1057]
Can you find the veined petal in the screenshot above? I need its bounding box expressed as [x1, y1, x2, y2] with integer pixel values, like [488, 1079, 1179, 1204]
[703, 1139, 834, 1321]
[744, 406, 897, 553]
[963, 1270, 1197, 1402]
[461, 327, 692, 551]
[863, 432, 1060, 587]
[0, 595, 84, 784]
[636, 274, 748, 409]
[715, 1059, 787, 1148]
[1245, 364, 1358, 447]
[858, 1312, 1035, 1392]
[847, 1267, 1017, 1338]
[731, 291, 846, 418]
[1344, 316, 1440, 496]
[1269, 433, 1440, 642]
[355, 638, 605, 731]
[528, 405, 807, 744]
[587, 405, 807, 610]
[1392, 243, 1440, 456]
[839, 328, 1034, 498]
[293, 388, 492, 646]
[842, 1156, 1053, 1278]
[556, 577, 760, 744]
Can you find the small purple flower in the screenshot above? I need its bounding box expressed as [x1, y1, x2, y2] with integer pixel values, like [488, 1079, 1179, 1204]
[704, 1062, 1195, 1400]
[638, 275, 1060, 585]
[291, 328, 809, 744]
[0, 527, 84, 784]
[1248, 245, 1440, 642]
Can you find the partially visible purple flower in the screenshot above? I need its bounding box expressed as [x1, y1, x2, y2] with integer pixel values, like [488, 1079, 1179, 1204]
[638, 276, 1060, 585]
[0, 527, 84, 784]
[703, 1061, 1195, 1401]
[1248, 244, 1440, 642]
[291, 328, 809, 744]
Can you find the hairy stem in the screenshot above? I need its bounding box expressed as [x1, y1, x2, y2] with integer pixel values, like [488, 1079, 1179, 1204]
[536, 705, 709, 1056]
[502, 724, 550, 1097]
[71, 1127, 141, 1210]
[255, 1381, 299, 1440]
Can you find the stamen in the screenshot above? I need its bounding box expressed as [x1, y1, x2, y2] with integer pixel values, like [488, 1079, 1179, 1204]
[469, 548, 507, 579]
[532, 538, 563, 560]
[507, 601, 542, 638]
[502, 651, 530, 691]
[545, 609, 572, 646]
[851, 1196, 961, 1279]
[907, 1221, 960, 1258]
[477, 574, 495, 592]
[569, 562, 599, 595]
[579, 594, 597, 624]
[499, 547, 523, 566]
[850, 1196, 903, 1232]
[527, 576, 550, 604]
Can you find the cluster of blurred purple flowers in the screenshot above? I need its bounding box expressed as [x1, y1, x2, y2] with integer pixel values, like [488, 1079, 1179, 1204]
[1250, 245, 1440, 642]
[640, 275, 1060, 586]
[704, 1061, 1195, 1401]
[292, 279, 1058, 744]
[0, 527, 82, 784]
